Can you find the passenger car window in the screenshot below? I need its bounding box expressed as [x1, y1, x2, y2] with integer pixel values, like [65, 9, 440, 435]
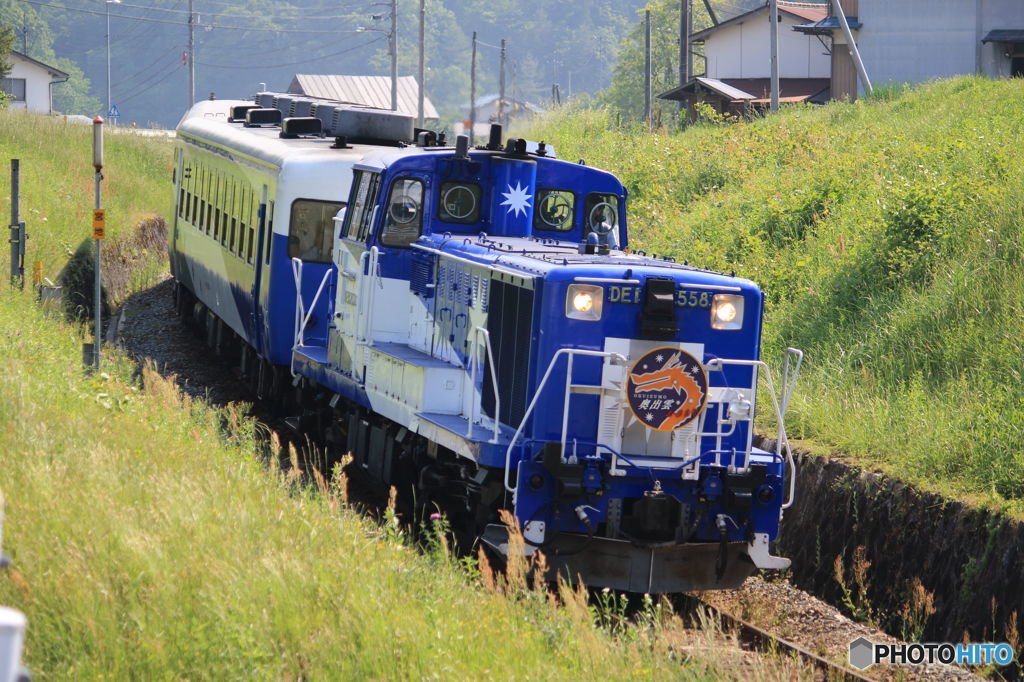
[289, 199, 345, 263]
[381, 178, 424, 248]
[533, 189, 576, 232]
[439, 181, 481, 224]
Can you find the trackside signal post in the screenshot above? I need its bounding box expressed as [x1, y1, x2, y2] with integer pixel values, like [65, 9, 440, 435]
[91, 116, 105, 371]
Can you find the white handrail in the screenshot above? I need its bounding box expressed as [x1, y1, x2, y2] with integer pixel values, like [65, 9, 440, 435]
[289, 257, 334, 378]
[290, 257, 333, 349]
[358, 246, 380, 347]
[705, 353, 802, 510]
[466, 326, 501, 443]
[503, 348, 626, 492]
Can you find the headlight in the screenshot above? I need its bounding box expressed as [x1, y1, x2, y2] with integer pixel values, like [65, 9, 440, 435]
[711, 294, 744, 330]
[566, 284, 603, 321]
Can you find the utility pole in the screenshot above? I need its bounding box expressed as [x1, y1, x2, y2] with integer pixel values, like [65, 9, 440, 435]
[469, 31, 477, 145]
[498, 39, 506, 128]
[187, 0, 195, 109]
[680, 0, 691, 85]
[769, 0, 779, 112]
[105, 0, 120, 118]
[417, 0, 425, 128]
[644, 10, 652, 126]
[389, 0, 398, 112]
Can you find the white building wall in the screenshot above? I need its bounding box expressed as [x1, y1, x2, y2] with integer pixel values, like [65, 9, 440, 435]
[704, 13, 830, 79]
[857, 0, 1024, 88]
[6, 58, 55, 114]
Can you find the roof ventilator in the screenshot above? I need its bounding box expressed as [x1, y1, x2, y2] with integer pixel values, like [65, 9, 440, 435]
[280, 117, 323, 139]
[229, 104, 257, 122]
[244, 108, 283, 128]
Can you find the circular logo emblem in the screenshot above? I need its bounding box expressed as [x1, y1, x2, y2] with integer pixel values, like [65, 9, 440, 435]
[626, 347, 708, 431]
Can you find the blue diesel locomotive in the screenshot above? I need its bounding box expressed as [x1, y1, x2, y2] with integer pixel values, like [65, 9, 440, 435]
[170, 94, 802, 593]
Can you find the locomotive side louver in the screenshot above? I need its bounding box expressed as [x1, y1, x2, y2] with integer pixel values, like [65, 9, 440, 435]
[483, 279, 534, 427]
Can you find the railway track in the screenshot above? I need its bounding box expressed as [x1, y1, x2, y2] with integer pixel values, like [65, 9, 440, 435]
[680, 595, 874, 681]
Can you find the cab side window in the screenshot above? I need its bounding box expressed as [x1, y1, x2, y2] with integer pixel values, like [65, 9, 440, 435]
[381, 178, 424, 248]
[343, 170, 381, 242]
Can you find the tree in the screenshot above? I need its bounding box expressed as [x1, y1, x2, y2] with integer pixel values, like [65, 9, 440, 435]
[0, 0, 99, 115]
[599, 0, 714, 120]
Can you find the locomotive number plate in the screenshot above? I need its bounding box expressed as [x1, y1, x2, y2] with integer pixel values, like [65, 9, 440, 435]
[607, 285, 712, 308]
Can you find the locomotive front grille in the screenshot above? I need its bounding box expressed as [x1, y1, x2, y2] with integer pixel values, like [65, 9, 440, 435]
[483, 279, 534, 427]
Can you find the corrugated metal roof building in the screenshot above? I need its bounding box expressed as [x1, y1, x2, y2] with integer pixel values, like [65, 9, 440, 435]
[287, 74, 439, 121]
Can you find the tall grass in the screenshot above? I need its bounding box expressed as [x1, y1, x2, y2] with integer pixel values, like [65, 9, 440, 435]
[0, 285, 817, 679]
[524, 77, 1024, 511]
[0, 109, 172, 296]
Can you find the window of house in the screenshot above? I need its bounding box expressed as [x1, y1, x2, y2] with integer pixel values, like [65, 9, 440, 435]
[0, 79, 26, 102]
[289, 199, 344, 263]
[381, 178, 424, 248]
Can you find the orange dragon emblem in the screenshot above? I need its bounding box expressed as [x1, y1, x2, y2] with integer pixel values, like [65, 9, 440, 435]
[626, 348, 708, 431]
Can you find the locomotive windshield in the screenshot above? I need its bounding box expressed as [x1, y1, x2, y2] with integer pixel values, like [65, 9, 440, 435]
[533, 189, 576, 232]
[381, 178, 424, 248]
[583, 193, 620, 243]
[439, 182, 481, 224]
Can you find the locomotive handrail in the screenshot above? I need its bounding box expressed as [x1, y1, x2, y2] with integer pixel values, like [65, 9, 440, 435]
[503, 348, 627, 493]
[466, 326, 501, 443]
[704, 353, 802, 510]
[356, 247, 379, 348]
[290, 257, 334, 377]
[411, 243, 529, 280]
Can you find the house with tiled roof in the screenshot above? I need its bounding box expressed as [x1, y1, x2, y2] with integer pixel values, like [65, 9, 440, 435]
[659, 1, 831, 117]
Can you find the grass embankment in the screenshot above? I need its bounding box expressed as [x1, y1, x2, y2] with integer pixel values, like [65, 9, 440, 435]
[0, 285, 790, 679]
[525, 77, 1024, 512]
[0, 109, 173, 306]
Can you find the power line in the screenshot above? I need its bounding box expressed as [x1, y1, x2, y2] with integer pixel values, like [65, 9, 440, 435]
[104, 0, 387, 21]
[19, 0, 379, 34]
[111, 44, 181, 89]
[116, 63, 182, 105]
[195, 35, 382, 69]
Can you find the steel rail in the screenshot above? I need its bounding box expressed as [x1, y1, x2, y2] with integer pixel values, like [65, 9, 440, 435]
[687, 596, 875, 682]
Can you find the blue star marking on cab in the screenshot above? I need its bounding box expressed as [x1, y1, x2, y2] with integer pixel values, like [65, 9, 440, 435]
[500, 181, 532, 217]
